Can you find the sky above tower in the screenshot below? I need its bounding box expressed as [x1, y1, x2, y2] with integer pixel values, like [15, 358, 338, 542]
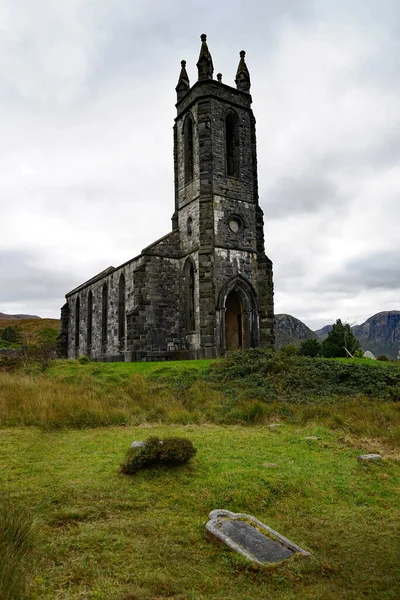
[1, 0, 399, 329]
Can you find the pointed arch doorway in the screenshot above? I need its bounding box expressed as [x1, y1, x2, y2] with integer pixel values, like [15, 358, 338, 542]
[225, 290, 244, 351]
[217, 276, 261, 355]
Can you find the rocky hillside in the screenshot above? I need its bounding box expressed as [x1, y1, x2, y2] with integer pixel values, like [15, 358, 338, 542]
[274, 314, 317, 349]
[313, 324, 333, 341]
[352, 311, 400, 359]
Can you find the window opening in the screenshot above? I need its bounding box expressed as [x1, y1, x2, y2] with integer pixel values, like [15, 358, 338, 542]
[184, 116, 194, 183]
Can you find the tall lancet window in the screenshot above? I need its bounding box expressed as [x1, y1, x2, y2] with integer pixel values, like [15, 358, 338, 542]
[184, 259, 196, 333]
[118, 274, 126, 347]
[102, 283, 108, 349]
[225, 112, 240, 178]
[87, 291, 93, 349]
[75, 296, 80, 352]
[184, 115, 194, 183]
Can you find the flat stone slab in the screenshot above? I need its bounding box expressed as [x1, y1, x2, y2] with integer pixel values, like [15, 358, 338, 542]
[205, 510, 310, 565]
[358, 454, 383, 462]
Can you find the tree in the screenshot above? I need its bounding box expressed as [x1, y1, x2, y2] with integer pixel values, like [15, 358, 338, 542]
[322, 319, 360, 358]
[300, 338, 322, 357]
[1, 326, 22, 344]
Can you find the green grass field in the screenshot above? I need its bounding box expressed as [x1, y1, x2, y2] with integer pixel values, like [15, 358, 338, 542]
[0, 353, 399, 599]
[1, 423, 399, 600]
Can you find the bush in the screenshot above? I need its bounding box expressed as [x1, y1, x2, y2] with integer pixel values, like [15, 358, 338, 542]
[78, 355, 90, 364]
[0, 500, 36, 600]
[159, 437, 197, 464]
[120, 436, 196, 474]
[377, 354, 389, 361]
[209, 349, 400, 402]
[278, 345, 299, 357]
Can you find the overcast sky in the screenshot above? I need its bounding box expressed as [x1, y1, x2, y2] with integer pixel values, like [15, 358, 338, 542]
[1, 0, 399, 329]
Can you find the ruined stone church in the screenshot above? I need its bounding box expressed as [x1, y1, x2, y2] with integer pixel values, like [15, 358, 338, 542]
[59, 35, 274, 361]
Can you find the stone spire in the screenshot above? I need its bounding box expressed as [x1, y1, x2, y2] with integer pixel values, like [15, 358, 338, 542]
[235, 50, 250, 92]
[176, 60, 190, 101]
[197, 34, 214, 81]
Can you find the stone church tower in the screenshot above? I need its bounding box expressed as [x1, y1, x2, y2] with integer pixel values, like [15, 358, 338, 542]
[59, 35, 274, 361]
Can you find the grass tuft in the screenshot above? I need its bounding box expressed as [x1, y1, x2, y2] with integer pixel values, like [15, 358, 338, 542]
[0, 499, 37, 600]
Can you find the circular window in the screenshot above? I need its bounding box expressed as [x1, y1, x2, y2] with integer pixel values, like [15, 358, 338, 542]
[228, 216, 242, 233]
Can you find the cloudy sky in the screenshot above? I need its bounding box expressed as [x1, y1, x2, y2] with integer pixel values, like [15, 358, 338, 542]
[1, 0, 399, 329]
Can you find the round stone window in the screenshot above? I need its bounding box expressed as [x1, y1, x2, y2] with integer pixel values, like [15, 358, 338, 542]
[228, 216, 242, 233]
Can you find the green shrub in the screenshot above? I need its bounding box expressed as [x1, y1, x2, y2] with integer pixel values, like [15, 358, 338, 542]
[120, 436, 196, 474]
[159, 437, 197, 464]
[78, 355, 90, 364]
[278, 344, 299, 357]
[0, 500, 36, 600]
[377, 354, 389, 361]
[209, 349, 400, 402]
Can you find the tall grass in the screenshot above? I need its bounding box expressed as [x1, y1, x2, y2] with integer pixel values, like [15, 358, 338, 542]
[1, 353, 400, 447]
[0, 500, 36, 600]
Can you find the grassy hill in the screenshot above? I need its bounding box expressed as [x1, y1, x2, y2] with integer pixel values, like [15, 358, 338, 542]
[0, 317, 60, 346]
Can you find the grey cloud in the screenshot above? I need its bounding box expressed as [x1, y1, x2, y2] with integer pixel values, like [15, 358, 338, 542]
[262, 174, 340, 219]
[0, 250, 74, 305]
[321, 251, 400, 292]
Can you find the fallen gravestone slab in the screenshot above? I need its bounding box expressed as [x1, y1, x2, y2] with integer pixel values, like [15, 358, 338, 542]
[358, 454, 382, 463]
[205, 510, 310, 565]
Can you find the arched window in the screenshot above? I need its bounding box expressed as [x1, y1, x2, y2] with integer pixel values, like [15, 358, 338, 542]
[102, 283, 108, 348]
[225, 112, 240, 178]
[118, 274, 125, 346]
[184, 115, 194, 183]
[87, 291, 93, 349]
[75, 296, 80, 350]
[184, 259, 196, 332]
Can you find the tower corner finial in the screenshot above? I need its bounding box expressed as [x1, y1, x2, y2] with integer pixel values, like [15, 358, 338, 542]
[176, 58, 190, 101]
[197, 33, 214, 81]
[235, 49, 250, 92]
[217, 73, 222, 82]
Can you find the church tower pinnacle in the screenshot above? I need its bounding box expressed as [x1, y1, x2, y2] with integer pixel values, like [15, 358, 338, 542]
[196, 34, 214, 81]
[235, 50, 251, 92]
[175, 60, 190, 101]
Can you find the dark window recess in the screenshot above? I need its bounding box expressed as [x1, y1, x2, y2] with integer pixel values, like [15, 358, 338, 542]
[87, 291, 93, 348]
[185, 260, 196, 332]
[184, 116, 194, 183]
[118, 274, 126, 345]
[75, 296, 80, 350]
[226, 112, 240, 178]
[102, 283, 108, 347]
[187, 216, 193, 236]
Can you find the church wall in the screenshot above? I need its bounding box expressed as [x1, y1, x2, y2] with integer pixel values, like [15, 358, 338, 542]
[66, 259, 138, 360]
[178, 200, 200, 255]
[176, 103, 200, 210]
[209, 96, 256, 205]
[213, 196, 257, 252]
[127, 255, 184, 359]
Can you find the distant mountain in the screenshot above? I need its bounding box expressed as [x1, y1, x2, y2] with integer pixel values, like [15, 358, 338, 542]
[274, 314, 317, 349]
[275, 311, 400, 359]
[0, 312, 41, 320]
[313, 324, 333, 341]
[352, 311, 400, 359]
